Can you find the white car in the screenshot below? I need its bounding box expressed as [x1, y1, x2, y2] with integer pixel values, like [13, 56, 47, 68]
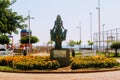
[0, 48, 14, 56]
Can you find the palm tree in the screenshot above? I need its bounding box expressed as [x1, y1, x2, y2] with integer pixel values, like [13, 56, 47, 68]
[68, 40, 76, 49]
[75, 40, 82, 50]
[88, 40, 94, 49]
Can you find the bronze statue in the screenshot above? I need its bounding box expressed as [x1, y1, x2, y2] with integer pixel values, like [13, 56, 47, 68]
[50, 15, 67, 49]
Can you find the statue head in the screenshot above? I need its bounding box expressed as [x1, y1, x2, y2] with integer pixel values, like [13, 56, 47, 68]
[56, 15, 61, 21]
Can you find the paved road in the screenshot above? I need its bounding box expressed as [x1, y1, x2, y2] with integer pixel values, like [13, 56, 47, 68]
[0, 71, 120, 80]
[116, 59, 120, 63]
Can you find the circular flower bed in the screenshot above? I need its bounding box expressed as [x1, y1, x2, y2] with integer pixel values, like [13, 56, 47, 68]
[0, 56, 119, 71]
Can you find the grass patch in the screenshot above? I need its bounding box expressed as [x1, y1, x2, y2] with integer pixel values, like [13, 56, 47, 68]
[0, 66, 17, 71]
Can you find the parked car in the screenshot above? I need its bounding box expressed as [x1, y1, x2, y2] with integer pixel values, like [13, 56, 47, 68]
[0, 48, 15, 56]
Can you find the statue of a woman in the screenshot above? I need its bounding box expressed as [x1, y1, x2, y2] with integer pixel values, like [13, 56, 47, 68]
[50, 15, 67, 49]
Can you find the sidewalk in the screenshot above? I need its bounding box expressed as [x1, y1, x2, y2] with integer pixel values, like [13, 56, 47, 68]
[0, 71, 120, 80]
[116, 59, 120, 63]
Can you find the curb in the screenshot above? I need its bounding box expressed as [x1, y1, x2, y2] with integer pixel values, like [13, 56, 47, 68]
[0, 68, 120, 74]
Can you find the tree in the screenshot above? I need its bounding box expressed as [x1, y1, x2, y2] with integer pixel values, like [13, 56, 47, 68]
[0, 0, 26, 35]
[47, 40, 54, 47]
[75, 40, 82, 45]
[75, 40, 82, 49]
[20, 36, 39, 56]
[0, 0, 26, 46]
[110, 41, 120, 57]
[20, 36, 39, 44]
[106, 40, 112, 49]
[88, 40, 94, 49]
[0, 35, 10, 45]
[68, 40, 76, 48]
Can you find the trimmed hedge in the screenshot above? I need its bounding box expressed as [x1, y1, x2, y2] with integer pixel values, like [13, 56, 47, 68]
[0, 56, 60, 70]
[71, 56, 119, 70]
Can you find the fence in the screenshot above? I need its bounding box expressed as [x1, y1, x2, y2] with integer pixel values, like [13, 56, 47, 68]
[93, 27, 120, 51]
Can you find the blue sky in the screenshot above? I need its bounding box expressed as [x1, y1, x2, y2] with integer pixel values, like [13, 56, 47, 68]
[11, 0, 120, 45]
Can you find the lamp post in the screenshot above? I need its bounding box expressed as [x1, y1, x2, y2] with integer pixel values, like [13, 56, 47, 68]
[102, 24, 105, 52]
[96, 0, 101, 50]
[77, 23, 81, 50]
[89, 12, 92, 42]
[28, 11, 34, 54]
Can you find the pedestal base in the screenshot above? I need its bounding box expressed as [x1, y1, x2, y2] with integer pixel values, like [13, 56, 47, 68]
[50, 48, 70, 67]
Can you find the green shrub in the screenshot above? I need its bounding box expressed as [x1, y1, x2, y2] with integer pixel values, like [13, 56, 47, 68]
[13, 61, 34, 70]
[1, 58, 7, 66]
[0, 56, 15, 67]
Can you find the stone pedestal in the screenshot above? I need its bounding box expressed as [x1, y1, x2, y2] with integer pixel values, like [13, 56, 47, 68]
[50, 48, 70, 67]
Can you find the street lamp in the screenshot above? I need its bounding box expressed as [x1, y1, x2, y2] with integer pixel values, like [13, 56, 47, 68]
[77, 23, 81, 49]
[28, 11, 34, 54]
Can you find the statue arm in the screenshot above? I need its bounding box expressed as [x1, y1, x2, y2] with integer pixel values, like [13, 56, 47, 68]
[61, 21, 67, 31]
[61, 21, 65, 30]
[53, 21, 56, 30]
